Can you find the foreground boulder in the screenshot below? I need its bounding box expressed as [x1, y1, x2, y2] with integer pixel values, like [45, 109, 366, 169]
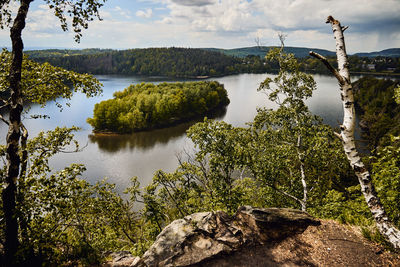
[132, 206, 320, 267]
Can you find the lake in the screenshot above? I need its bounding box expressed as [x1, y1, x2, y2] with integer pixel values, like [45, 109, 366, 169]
[0, 73, 356, 193]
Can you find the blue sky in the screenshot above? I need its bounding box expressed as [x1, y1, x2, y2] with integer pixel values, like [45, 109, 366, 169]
[1, 0, 399, 53]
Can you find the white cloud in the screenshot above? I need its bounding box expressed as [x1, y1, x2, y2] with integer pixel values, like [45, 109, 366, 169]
[1, 0, 399, 52]
[25, 5, 60, 34]
[170, 0, 216, 6]
[151, 0, 400, 51]
[136, 8, 153, 19]
[114, 6, 132, 19]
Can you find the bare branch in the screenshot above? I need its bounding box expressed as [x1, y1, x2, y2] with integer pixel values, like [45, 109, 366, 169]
[334, 132, 342, 141]
[277, 32, 287, 50]
[309, 51, 345, 85]
[0, 114, 9, 125]
[255, 36, 261, 48]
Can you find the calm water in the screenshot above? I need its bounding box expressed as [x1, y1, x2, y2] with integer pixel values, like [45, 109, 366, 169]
[0, 73, 351, 193]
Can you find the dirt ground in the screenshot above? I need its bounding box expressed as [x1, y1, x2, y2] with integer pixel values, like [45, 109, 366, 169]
[197, 220, 400, 267]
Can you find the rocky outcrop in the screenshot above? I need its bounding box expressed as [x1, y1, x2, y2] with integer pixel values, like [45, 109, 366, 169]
[105, 251, 140, 267]
[132, 206, 320, 267]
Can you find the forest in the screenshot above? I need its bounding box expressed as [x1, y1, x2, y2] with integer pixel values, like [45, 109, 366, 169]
[87, 81, 230, 133]
[1, 0, 400, 265]
[28, 47, 271, 77]
[2, 46, 399, 265]
[27, 47, 400, 78]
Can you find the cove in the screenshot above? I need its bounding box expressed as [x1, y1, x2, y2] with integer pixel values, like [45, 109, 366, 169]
[0, 73, 358, 193]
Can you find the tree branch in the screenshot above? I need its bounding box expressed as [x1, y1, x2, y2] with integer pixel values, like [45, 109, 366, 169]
[334, 131, 343, 141]
[0, 114, 9, 125]
[309, 51, 345, 85]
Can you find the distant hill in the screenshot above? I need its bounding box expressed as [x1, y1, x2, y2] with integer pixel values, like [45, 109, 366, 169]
[203, 46, 336, 58]
[24, 46, 400, 77]
[26, 48, 113, 58]
[355, 48, 400, 58]
[27, 47, 269, 77]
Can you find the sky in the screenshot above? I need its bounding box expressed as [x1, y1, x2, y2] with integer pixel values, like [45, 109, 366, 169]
[0, 0, 399, 53]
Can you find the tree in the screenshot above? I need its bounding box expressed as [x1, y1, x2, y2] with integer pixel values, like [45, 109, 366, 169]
[0, 127, 140, 265]
[395, 86, 400, 104]
[251, 47, 347, 211]
[310, 15, 400, 248]
[0, 0, 106, 264]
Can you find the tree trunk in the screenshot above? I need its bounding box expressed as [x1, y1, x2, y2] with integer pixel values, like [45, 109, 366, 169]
[297, 135, 307, 212]
[2, 0, 32, 265]
[310, 16, 400, 249]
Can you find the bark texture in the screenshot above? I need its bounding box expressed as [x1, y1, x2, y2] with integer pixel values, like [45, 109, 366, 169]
[2, 0, 32, 265]
[310, 16, 400, 249]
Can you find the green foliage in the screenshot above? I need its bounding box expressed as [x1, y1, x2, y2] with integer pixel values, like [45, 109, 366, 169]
[309, 186, 371, 226]
[395, 85, 400, 104]
[370, 136, 400, 227]
[43, 0, 107, 43]
[353, 77, 400, 148]
[87, 81, 230, 133]
[28, 47, 400, 77]
[0, 128, 141, 265]
[0, 0, 106, 42]
[0, 49, 102, 110]
[205, 46, 336, 59]
[29, 47, 272, 77]
[135, 49, 357, 235]
[252, 48, 352, 210]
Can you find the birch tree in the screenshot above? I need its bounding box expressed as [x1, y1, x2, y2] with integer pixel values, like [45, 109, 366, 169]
[253, 47, 345, 211]
[310, 15, 400, 248]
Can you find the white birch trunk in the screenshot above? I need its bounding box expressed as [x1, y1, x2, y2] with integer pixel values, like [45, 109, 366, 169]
[297, 135, 307, 212]
[311, 16, 400, 249]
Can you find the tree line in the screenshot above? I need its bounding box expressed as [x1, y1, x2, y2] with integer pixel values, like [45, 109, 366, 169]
[30, 47, 272, 77]
[28, 47, 400, 78]
[87, 81, 230, 133]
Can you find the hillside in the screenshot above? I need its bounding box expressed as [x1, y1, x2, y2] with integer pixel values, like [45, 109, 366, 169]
[204, 46, 336, 58]
[25, 48, 113, 58]
[25, 46, 400, 77]
[355, 48, 400, 58]
[27, 47, 267, 77]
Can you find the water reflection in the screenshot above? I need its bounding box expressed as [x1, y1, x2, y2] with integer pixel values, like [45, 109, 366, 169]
[89, 106, 227, 153]
[0, 73, 352, 193]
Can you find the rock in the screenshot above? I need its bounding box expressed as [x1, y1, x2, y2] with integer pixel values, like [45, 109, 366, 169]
[236, 206, 320, 243]
[105, 251, 140, 267]
[132, 206, 320, 267]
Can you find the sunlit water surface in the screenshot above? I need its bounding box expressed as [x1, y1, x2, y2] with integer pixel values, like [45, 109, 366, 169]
[1, 73, 360, 193]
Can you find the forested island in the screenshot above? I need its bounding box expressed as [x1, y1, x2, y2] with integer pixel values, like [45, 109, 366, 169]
[87, 81, 230, 133]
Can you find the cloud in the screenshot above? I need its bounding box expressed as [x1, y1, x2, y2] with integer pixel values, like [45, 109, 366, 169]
[136, 8, 153, 18]
[170, 0, 216, 6]
[25, 5, 62, 34]
[1, 0, 399, 52]
[114, 6, 132, 19]
[153, 0, 400, 51]
[165, 0, 260, 32]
